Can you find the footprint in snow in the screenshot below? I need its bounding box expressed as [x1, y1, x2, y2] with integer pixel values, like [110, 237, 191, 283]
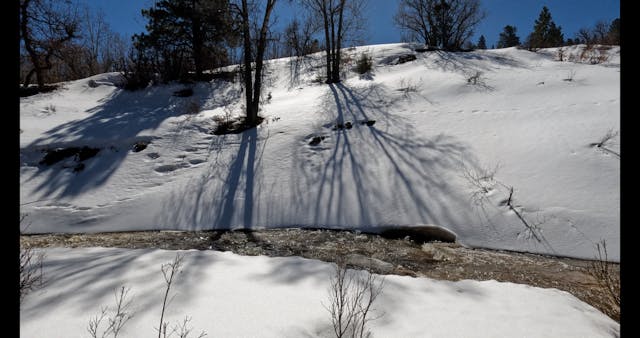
[188, 159, 206, 165]
[154, 162, 190, 173]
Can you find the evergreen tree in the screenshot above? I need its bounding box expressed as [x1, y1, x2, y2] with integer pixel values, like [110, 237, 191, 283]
[497, 25, 520, 48]
[527, 6, 563, 49]
[133, 0, 236, 82]
[608, 18, 620, 45]
[547, 21, 564, 47]
[477, 35, 486, 49]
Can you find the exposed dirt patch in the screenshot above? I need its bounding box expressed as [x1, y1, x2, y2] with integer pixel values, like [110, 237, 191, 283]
[308, 135, 326, 146]
[39, 146, 100, 168]
[21, 228, 619, 322]
[212, 116, 264, 135]
[132, 141, 149, 152]
[173, 88, 194, 97]
[19, 84, 59, 97]
[397, 54, 417, 64]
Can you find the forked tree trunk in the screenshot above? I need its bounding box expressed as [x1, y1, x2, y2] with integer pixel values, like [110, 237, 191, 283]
[20, 0, 45, 88]
[240, 0, 255, 124]
[241, 0, 276, 126]
[332, 0, 345, 83]
[322, 1, 332, 83]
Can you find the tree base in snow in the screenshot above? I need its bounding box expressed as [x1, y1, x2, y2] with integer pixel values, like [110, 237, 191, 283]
[20, 84, 58, 97]
[212, 116, 264, 135]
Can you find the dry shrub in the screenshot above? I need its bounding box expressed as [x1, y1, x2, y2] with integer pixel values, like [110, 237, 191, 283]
[587, 240, 620, 321]
[324, 257, 385, 338]
[20, 214, 45, 304]
[87, 253, 207, 338]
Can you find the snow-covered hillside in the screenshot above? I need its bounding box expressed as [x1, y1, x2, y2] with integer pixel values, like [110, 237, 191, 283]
[20, 43, 620, 261]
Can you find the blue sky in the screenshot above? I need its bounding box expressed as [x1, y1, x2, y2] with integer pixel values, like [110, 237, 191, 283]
[87, 0, 620, 49]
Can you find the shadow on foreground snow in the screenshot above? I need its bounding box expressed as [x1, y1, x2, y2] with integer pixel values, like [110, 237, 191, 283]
[20, 248, 215, 324]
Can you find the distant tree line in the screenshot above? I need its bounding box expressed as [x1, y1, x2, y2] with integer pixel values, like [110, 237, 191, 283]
[572, 18, 620, 46]
[19, 0, 620, 124]
[19, 0, 128, 89]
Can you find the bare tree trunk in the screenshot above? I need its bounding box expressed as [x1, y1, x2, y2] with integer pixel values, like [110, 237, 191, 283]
[322, 1, 332, 83]
[240, 0, 276, 126]
[240, 0, 254, 124]
[192, 0, 204, 79]
[20, 0, 45, 88]
[329, 3, 337, 83]
[23, 68, 36, 88]
[332, 0, 345, 83]
[20, 0, 79, 87]
[251, 0, 276, 118]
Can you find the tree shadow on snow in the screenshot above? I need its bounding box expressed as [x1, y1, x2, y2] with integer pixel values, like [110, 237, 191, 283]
[22, 81, 236, 199]
[20, 248, 219, 329]
[157, 82, 480, 234]
[290, 82, 477, 231]
[427, 50, 530, 75]
[156, 126, 268, 230]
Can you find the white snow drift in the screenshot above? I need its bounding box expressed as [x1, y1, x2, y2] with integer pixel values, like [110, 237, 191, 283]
[19, 247, 620, 337]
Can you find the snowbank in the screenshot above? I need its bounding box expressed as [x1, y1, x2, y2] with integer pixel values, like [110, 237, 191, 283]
[20, 247, 620, 337]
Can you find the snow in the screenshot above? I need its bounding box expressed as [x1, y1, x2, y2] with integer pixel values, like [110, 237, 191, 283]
[20, 43, 619, 261]
[19, 247, 619, 338]
[20, 45, 620, 335]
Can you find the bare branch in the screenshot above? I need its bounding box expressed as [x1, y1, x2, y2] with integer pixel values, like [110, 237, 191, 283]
[324, 257, 385, 338]
[158, 253, 184, 338]
[87, 287, 134, 338]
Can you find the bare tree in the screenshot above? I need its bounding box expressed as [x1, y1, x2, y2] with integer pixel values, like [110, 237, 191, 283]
[88, 286, 135, 338]
[592, 20, 611, 45]
[20, 214, 45, 304]
[20, 3, 129, 85]
[575, 19, 617, 46]
[19, 245, 45, 303]
[324, 259, 385, 338]
[158, 254, 184, 338]
[88, 253, 206, 338]
[81, 7, 109, 75]
[575, 27, 594, 45]
[156, 253, 208, 338]
[284, 16, 321, 57]
[20, 0, 81, 88]
[394, 0, 435, 46]
[100, 32, 130, 73]
[394, 0, 485, 50]
[300, 0, 367, 83]
[232, 0, 277, 126]
[77, 7, 129, 74]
